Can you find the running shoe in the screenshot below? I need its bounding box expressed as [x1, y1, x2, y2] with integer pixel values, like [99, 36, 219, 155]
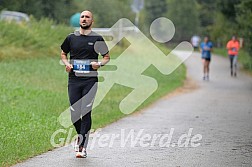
[76, 147, 87, 158]
[206, 76, 209, 81]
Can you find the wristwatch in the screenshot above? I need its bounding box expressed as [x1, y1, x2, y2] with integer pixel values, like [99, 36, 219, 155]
[98, 62, 103, 67]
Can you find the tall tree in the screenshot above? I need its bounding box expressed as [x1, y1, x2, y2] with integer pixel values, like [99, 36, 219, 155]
[144, 0, 168, 25]
[80, 0, 134, 28]
[196, 0, 217, 28]
[236, 0, 252, 54]
[166, 0, 200, 42]
[0, 0, 76, 23]
[217, 0, 241, 22]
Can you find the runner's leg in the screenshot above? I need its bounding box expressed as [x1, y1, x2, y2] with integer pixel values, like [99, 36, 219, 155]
[68, 82, 82, 134]
[233, 56, 238, 76]
[206, 60, 210, 80]
[80, 80, 97, 148]
[229, 55, 234, 76]
[202, 59, 206, 79]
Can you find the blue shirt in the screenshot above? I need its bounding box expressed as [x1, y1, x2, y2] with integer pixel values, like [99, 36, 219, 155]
[200, 42, 213, 59]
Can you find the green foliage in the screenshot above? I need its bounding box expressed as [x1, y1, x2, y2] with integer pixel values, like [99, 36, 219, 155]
[0, 19, 72, 60]
[0, 55, 185, 166]
[209, 13, 237, 47]
[76, 0, 134, 28]
[239, 50, 252, 71]
[0, 0, 76, 24]
[214, 48, 252, 72]
[236, 0, 252, 53]
[217, 0, 241, 21]
[166, 0, 200, 42]
[0, 16, 186, 166]
[196, 0, 252, 67]
[145, 0, 168, 25]
[196, 0, 217, 28]
[0, 56, 69, 166]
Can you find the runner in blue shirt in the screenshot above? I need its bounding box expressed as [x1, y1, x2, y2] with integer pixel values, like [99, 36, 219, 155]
[200, 36, 213, 80]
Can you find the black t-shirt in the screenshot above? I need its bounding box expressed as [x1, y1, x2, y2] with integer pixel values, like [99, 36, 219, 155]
[61, 30, 109, 80]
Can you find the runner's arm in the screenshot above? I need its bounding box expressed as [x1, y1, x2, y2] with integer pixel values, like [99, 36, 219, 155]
[91, 53, 110, 70]
[61, 50, 72, 72]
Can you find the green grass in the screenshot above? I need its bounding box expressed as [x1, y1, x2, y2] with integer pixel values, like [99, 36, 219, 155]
[0, 56, 185, 167]
[0, 20, 186, 166]
[0, 18, 72, 61]
[213, 48, 252, 72]
[0, 57, 69, 166]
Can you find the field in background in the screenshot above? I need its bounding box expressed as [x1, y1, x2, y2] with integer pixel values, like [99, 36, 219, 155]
[0, 20, 186, 166]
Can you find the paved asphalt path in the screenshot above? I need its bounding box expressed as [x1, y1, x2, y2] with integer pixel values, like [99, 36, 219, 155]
[13, 52, 252, 167]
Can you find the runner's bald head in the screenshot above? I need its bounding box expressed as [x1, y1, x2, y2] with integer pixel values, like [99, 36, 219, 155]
[81, 10, 93, 21]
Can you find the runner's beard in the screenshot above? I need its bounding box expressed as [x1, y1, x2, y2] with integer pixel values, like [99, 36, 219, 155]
[80, 22, 92, 30]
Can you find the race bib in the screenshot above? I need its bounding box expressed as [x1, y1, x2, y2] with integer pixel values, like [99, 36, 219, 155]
[73, 60, 90, 73]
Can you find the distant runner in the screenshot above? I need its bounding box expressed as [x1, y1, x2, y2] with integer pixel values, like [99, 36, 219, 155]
[191, 35, 201, 50]
[199, 36, 213, 81]
[226, 35, 240, 77]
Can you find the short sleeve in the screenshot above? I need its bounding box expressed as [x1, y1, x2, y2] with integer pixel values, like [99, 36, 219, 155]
[61, 36, 71, 53]
[209, 42, 213, 48]
[94, 37, 109, 56]
[200, 42, 203, 49]
[237, 41, 240, 49]
[226, 41, 230, 48]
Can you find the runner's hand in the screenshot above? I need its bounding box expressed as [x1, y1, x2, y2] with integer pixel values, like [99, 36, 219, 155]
[90, 62, 101, 70]
[65, 64, 73, 73]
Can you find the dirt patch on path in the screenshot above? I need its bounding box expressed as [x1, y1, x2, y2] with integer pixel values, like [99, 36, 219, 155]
[163, 76, 199, 99]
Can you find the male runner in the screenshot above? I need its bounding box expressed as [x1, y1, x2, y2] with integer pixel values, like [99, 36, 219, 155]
[60, 10, 110, 158]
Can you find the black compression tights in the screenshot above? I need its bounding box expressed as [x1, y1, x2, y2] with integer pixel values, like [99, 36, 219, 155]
[68, 79, 97, 147]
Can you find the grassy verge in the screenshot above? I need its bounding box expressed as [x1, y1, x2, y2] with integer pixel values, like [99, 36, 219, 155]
[0, 56, 185, 167]
[0, 20, 186, 166]
[213, 48, 252, 72]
